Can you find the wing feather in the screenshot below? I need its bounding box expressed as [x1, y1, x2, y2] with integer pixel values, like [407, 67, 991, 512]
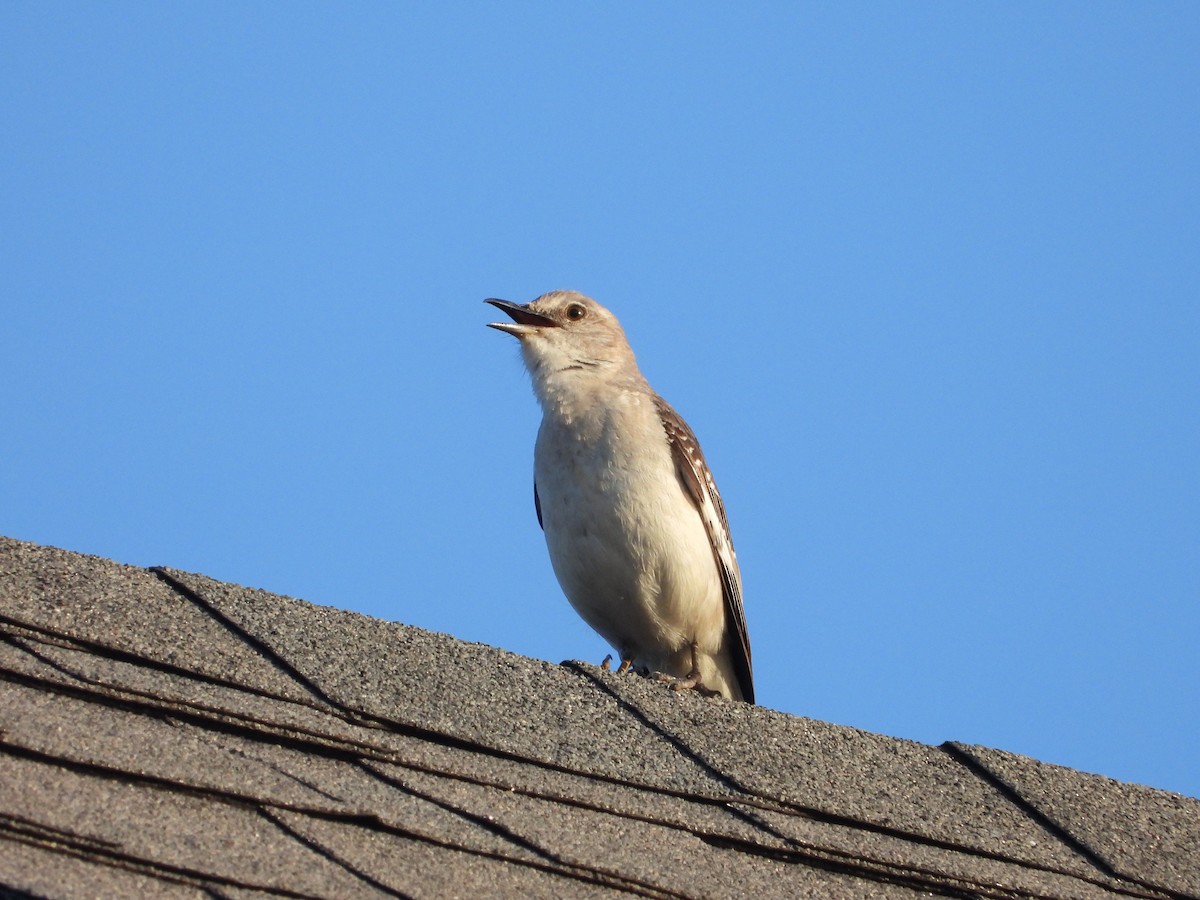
[653, 395, 754, 703]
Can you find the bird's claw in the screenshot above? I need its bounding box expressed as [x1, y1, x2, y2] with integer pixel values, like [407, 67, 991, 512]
[601, 655, 635, 674]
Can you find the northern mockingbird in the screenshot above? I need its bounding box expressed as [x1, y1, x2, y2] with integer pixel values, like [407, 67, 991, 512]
[486, 290, 754, 703]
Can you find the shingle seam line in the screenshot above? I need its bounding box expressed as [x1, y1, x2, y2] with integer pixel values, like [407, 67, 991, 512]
[0, 740, 688, 900]
[940, 742, 1198, 900]
[355, 759, 696, 900]
[0, 649, 1164, 900]
[149, 567, 345, 710]
[256, 808, 413, 899]
[562, 661, 1171, 897]
[0, 809, 327, 899]
[115, 574, 1151, 895]
[0, 610, 321, 710]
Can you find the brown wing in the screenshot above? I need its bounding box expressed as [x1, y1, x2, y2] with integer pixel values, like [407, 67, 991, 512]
[654, 395, 754, 704]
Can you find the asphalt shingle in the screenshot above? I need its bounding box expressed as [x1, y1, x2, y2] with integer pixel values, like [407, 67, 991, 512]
[1, 534, 1196, 899]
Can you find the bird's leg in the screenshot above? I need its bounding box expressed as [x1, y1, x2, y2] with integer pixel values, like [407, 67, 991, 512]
[669, 642, 721, 698]
[601, 654, 613, 671]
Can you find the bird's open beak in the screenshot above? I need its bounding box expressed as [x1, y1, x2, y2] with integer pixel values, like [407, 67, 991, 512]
[485, 299, 560, 336]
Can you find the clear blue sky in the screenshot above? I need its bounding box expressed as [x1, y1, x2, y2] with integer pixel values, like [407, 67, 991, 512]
[3, 4, 1197, 798]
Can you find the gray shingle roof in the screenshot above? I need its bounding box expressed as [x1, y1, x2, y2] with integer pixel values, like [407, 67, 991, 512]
[1, 533, 1197, 899]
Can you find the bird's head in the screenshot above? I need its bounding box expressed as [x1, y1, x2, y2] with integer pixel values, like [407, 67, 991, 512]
[485, 291, 639, 392]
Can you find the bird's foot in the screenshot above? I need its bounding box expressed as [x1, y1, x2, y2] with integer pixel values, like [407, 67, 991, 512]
[601, 655, 635, 674]
[667, 669, 722, 699]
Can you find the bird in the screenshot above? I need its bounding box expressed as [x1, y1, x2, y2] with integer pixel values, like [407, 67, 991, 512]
[485, 290, 753, 703]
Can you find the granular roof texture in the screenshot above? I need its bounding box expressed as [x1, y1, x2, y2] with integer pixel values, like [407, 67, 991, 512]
[1, 533, 1197, 899]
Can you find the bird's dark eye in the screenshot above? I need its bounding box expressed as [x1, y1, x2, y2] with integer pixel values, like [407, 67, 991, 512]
[566, 303, 587, 321]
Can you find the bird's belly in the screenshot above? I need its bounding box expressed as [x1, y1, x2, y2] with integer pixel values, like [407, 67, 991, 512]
[535, 443, 724, 664]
